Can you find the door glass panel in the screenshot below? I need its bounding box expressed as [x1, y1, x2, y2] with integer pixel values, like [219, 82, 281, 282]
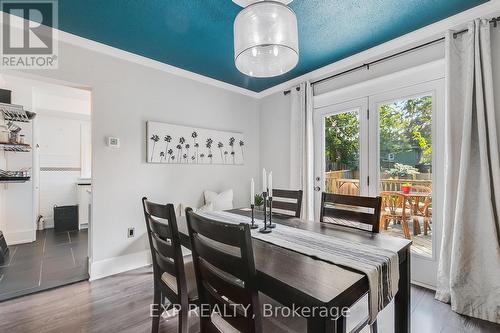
[378, 96, 433, 257]
[324, 109, 360, 196]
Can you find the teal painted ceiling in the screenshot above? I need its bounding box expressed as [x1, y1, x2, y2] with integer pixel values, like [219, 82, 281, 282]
[54, 1, 488, 91]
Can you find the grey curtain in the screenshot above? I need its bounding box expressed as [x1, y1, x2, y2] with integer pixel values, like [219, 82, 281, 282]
[436, 19, 500, 323]
[289, 82, 314, 220]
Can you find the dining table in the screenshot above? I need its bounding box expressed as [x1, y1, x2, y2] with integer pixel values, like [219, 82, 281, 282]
[177, 208, 412, 333]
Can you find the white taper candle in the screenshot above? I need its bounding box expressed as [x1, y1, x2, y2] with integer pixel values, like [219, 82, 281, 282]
[268, 172, 273, 198]
[262, 168, 267, 192]
[250, 178, 255, 205]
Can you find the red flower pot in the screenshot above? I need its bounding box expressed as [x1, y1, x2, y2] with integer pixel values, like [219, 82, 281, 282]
[401, 185, 411, 194]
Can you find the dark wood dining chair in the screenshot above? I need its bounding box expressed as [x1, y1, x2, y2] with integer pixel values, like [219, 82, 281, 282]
[320, 193, 382, 233]
[185, 207, 262, 333]
[319, 193, 382, 333]
[271, 189, 303, 218]
[142, 198, 198, 333]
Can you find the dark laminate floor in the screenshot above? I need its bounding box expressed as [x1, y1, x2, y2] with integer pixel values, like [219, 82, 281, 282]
[0, 228, 89, 301]
[0, 266, 498, 333]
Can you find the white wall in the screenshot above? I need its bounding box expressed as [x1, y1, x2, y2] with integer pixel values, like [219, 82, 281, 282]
[259, 92, 291, 190]
[1, 35, 260, 278]
[313, 42, 445, 96]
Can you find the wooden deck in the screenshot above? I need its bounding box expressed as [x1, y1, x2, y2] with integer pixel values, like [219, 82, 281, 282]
[381, 218, 432, 257]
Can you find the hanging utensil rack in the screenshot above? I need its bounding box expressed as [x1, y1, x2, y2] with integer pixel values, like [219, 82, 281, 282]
[0, 142, 32, 152]
[0, 102, 34, 122]
[0, 169, 30, 182]
[0, 102, 35, 152]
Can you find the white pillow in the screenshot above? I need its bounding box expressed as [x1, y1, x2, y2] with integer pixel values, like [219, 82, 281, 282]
[196, 202, 213, 212]
[204, 189, 234, 211]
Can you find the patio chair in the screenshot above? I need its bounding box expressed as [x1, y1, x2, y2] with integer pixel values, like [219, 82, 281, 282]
[409, 185, 432, 235]
[380, 192, 411, 239]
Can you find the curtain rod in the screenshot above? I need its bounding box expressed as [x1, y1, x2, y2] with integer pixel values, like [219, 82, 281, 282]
[283, 16, 499, 94]
[283, 86, 300, 95]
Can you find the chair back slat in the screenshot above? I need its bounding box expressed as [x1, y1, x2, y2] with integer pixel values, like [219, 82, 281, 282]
[201, 284, 256, 332]
[186, 208, 262, 333]
[320, 193, 382, 233]
[272, 201, 299, 213]
[322, 207, 379, 225]
[191, 234, 243, 280]
[271, 189, 303, 218]
[188, 214, 243, 247]
[148, 217, 173, 239]
[154, 252, 177, 276]
[151, 233, 175, 260]
[272, 189, 301, 199]
[198, 259, 250, 305]
[142, 197, 188, 299]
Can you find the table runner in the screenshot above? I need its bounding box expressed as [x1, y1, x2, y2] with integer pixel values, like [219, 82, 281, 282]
[198, 210, 399, 323]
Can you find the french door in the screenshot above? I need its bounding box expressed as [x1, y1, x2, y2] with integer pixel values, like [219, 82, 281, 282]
[313, 79, 444, 287]
[313, 97, 369, 215]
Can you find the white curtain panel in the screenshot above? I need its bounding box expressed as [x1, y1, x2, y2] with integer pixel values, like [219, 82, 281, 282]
[289, 82, 314, 221]
[436, 19, 500, 323]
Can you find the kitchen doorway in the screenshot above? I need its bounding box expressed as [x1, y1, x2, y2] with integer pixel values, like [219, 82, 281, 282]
[0, 74, 92, 301]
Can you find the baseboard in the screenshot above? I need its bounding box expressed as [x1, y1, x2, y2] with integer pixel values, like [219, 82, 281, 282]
[4, 230, 34, 245]
[89, 250, 152, 281]
[43, 219, 54, 229]
[411, 280, 437, 291]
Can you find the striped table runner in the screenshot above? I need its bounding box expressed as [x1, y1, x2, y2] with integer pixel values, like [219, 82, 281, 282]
[198, 210, 399, 323]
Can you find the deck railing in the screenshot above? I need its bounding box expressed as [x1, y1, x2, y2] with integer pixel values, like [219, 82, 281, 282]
[325, 171, 432, 195]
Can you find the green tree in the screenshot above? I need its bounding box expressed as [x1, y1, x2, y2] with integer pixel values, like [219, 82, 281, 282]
[324, 96, 432, 171]
[379, 96, 432, 164]
[325, 112, 359, 171]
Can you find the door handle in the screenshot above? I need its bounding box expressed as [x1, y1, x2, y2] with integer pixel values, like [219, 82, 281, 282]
[314, 186, 321, 192]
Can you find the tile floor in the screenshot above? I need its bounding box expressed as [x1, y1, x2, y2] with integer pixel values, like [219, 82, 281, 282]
[0, 228, 89, 301]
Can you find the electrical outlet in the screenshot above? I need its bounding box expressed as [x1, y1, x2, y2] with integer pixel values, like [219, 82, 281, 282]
[107, 137, 120, 148]
[127, 227, 135, 238]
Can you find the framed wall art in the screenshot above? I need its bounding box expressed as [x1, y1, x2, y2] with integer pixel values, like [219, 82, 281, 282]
[146, 121, 245, 165]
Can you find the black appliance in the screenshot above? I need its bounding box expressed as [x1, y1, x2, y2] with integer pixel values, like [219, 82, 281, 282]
[54, 205, 79, 232]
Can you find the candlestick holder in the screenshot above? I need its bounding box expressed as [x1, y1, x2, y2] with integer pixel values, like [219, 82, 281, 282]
[267, 196, 276, 228]
[250, 204, 258, 229]
[259, 191, 271, 234]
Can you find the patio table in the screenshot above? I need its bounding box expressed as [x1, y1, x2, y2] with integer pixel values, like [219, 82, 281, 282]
[394, 191, 432, 235]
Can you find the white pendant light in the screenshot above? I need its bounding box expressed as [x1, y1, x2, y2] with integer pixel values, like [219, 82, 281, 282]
[233, 0, 299, 78]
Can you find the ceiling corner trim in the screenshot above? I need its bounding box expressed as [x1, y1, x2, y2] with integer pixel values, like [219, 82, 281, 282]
[256, 0, 500, 99]
[47, 21, 261, 99]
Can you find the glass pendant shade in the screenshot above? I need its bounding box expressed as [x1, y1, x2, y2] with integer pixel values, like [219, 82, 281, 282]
[234, 1, 299, 77]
